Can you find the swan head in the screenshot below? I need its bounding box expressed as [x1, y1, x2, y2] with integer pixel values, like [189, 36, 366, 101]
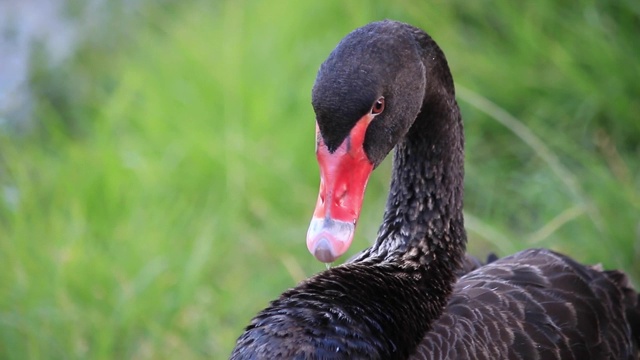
[307, 20, 426, 263]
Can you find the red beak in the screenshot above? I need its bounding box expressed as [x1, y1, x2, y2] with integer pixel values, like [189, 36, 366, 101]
[306, 114, 375, 263]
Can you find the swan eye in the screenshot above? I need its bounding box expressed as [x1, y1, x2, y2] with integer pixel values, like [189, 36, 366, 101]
[370, 97, 385, 115]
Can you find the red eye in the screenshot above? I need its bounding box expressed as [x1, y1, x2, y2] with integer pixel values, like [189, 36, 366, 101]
[371, 97, 385, 115]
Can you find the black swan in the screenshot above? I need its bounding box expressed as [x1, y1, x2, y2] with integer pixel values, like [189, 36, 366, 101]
[230, 20, 640, 359]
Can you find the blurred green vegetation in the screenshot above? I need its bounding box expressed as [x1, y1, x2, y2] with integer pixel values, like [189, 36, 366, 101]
[1, 0, 638, 358]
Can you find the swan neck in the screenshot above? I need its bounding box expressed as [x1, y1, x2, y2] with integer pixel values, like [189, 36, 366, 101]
[373, 44, 466, 277]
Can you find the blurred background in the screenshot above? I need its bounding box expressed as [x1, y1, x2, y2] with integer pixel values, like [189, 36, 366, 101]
[0, 0, 638, 358]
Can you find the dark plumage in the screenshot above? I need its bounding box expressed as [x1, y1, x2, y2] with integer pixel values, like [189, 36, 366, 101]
[230, 20, 640, 360]
[416, 249, 639, 359]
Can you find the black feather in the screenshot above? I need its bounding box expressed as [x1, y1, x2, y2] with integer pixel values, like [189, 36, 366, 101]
[230, 20, 640, 360]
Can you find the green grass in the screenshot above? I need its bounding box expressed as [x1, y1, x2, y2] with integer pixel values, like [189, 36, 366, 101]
[1, 0, 638, 358]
